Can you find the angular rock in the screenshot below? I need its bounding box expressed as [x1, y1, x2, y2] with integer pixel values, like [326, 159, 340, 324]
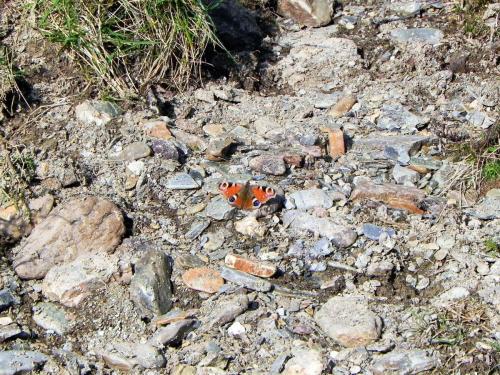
[249, 155, 286, 176]
[130, 250, 172, 316]
[393, 165, 420, 185]
[371, 350, 440, 375]
[328, 95, 356, 118]
[142, 120, 173, 140]
[101, 342, 165, 370]
[352, 134, 430, 162]
[205, 294, 249, 330]
[388, 1, 423, 16]
[151, 140, 179, 161]
[362, 224, 395, 241]
[283, 345, 323, 375]
[148, 319, 197, 348]
[351, 179, 426, 214]
[433, 287, 470, 307]
[0, 350, 48, 375]
[13, 196, 124, 280]
[220, 267, 272, 292]
[110, 142, 151, 161]
[205, 197, 236, 221]
[326, 129, 346, 157]
[0, 323, 22, 343]
[278, 0, 334, 27]
[75, 100, 121, 126]
[33, 302, 71, 335]
[234, 216, 266, 238]
[42, 252, 118, 307]
[466, 196, 500, 220]
[315, 296, 382, 347]
[377, 104, 427, 133]
[185, 220, 211, 240]
[286, 189, 334, 210]
[0, 289, 17, 313]
[283, 210, 357, 248]
[165, 173, 200, 190]
[182, 268, 224, 294]
[224, 254, 276, 278]
[390, 28, 444, 45]
[206, 137, 237, 161]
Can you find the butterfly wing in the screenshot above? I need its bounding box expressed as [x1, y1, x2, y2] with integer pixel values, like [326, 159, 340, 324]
[218, 181, 246, 209]
[249, 185, 276, 209]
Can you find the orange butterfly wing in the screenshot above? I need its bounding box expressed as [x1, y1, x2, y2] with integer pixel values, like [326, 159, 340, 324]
[218, 181, 245, 209]
[219, 181, 277, 210]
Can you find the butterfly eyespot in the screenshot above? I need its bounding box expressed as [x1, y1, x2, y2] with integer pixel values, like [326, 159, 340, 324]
[266, 187, 275, 195]
[228, 195, 236, 203]
[220, 181, 229, 189]
[252, 199, 261, 207]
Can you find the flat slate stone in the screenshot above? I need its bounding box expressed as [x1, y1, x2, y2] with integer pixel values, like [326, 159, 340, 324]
[390, 28, 443, 45]
[0, 350, 48, 375]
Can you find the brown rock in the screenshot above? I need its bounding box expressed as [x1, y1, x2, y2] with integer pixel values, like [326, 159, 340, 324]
[12, 196, 125, 280]
[351, 179, 425, 214]
[278, 0, 334, 27]
[328, 95, 357, 118]
[224, 254, 276, 278]
[142, 120, 173, 141]
[249, 155, 286, 175]
[326, 129, 345, 157]
[170, 129, 207, 151]
[182, 267, 224, 294]
[205, 136, 237, 161]
[283, 153, 304, 168]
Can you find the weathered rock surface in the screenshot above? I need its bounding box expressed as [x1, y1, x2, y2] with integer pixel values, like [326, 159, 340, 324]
[0, 350, 48, 375]
[130, 250, 173, 316]
[371, 349, 440, 375]
[224, 254, 276, 278]
[13, 196, 124, 280]
[283, 345, 323, 375]
[315, 296, 382, 347]
[182, 268, 224, 294]
[278, 0, 335, 27]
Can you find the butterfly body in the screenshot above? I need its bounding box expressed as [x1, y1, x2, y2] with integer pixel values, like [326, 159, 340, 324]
[218, 181, 276, 210]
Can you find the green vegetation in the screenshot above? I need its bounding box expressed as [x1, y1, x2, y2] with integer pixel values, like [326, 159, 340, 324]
[0, 44, 25, 114]
[484, 239, 499, 256]
[30, 0, 223, 98]
[453, 0, 498, 38]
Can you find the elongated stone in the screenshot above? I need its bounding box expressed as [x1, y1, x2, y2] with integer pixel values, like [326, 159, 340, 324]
[224, 254, 276, 278]
[182, 268, 224, 294]
[220, 267, 272, 292]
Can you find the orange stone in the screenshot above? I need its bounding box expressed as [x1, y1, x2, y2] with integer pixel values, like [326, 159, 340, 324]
[351, 179, 426, 214]
[142, 120, 173, 140]
[327, 129, 345, 157]
[182, 267, 223, 294]
[224, 254, 276, 278]
[328, 95, 357, 118]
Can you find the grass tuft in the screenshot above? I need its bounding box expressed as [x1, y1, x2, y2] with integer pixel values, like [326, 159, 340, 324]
[30, 0, 223, 98]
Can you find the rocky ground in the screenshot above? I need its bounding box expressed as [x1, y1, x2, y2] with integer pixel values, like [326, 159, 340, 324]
[0, 0, 499, 374]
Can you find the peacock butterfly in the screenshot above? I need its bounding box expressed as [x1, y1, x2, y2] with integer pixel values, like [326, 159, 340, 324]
[218, 181, 276, 210]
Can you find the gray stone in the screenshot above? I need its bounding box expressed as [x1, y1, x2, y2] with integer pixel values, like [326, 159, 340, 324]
[466, 196, 500, 220]
[13, 196, 124, 280]
[309, 238, 333, 258]
[433, 287, 470, 307]
[165, 173, 200, 190]
[409, 156, 442, 171]
[205, 197, 236, 221]
[42, 253, 118, 307]
[33, 302, 71, 335]
[363, 224, 395, 241]
[249, 155, 287, 176]
[393, 165, 420, 185]
[148, 319, 197, 348]
[220, 267, 272, 292]
[315, 296, 382, 347]
[0, 350, 48, 375]
[371, 350, 440, 375]
[285, 189, 334, 210]
[152, 140, 179, 161]
[390, 28, 443, 45]
[352, 134, 430, 162]
[377, 104, 427, 132]
[367, 260, 394, 277]
[130, 250, 172, 316]
[75, 100, 121, 126]
[283, 346, 323, 375]
[278, 0, 335, 27]
[185, 220, 211, 240]
[283, 210, 357, 248]
[111, 142, 151, 161]
[101, 342, 166, 370]
[270, 354, 290, 374]
[0, 324, 22, 343]
[0, 290, 17, 312]
[205, 294, 249, 330]
[388, 1, 423, 16]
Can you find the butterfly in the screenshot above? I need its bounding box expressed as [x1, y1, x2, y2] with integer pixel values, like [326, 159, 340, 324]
[218, 181, 277, 210]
